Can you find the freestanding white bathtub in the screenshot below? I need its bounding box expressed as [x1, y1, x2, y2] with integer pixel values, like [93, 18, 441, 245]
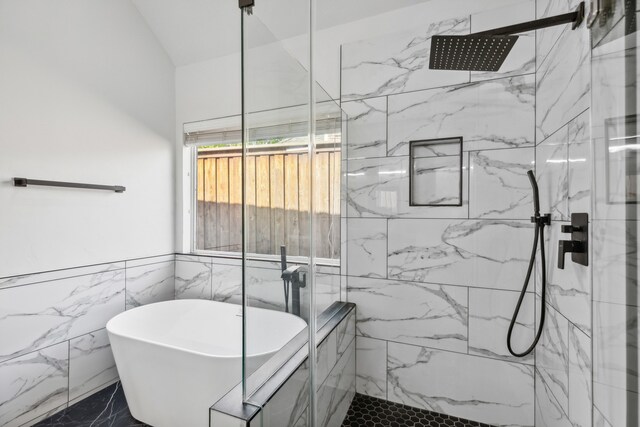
[106, 299, 307, 427]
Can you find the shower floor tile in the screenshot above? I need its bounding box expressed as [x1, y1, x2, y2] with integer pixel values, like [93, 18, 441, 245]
[341, 393, 493, 427]
[35, 382, 147, 427]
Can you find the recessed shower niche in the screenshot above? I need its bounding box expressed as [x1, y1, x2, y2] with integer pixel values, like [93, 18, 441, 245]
[409, 137, 463, 206]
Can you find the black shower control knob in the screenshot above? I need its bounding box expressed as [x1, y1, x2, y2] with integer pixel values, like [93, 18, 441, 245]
[561, 224, 575, 233]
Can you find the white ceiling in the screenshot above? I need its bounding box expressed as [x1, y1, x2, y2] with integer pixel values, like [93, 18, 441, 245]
[132, 0, 430, 66]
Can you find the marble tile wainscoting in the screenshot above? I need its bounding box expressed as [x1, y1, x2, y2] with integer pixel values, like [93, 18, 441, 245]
[340, 1, 594, 426]
[0, 255, 175, 427]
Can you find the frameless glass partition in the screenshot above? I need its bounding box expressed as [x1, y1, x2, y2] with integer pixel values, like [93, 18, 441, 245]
[240, 2, 344, 416]
[591, 2, 640, 425]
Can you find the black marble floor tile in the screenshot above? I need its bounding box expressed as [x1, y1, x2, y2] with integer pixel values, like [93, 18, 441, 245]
[341, 393, 494, 427]
[35, 382, 147, 427]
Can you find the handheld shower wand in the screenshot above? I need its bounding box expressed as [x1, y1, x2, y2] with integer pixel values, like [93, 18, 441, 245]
[507, 170, 550, 357]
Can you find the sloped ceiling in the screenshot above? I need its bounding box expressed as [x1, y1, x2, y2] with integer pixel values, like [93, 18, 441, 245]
[132, 0, 430, 66]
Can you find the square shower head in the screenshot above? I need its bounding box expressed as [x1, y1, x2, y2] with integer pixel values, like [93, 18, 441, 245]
[429, 35, 519, 72]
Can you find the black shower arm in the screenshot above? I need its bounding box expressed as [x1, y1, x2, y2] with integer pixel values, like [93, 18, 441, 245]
[472, 1, 584, 36]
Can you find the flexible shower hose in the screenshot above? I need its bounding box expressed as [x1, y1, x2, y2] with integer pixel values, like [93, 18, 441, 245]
[507, 170, 549, 358]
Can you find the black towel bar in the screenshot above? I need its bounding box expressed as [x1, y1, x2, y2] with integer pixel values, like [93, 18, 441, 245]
[13, 177, 125, 193]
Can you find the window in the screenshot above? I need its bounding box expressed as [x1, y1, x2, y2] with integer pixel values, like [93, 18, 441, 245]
[186, 111, 342, 260]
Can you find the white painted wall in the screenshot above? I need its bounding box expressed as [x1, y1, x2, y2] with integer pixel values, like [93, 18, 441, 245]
[0, 0, 176, 277]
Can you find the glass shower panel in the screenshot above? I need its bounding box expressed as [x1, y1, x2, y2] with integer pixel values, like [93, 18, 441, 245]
[591, 2, 640, 425]
[240, 0, 313, 404]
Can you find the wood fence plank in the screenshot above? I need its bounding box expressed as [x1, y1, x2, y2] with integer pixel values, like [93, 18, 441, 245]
[216, 157, 230, 251]
[245, 156, 257, 254]
[229, 156, 242, 252]
[314, 152, 330, 258]
[330, 152, 341, 259]
[270, 155, 285, 255]
[284, 154, 300, 256]
[256, 155, 271, 254]
[298, 153, 311, 256]
[197, 158, 205, 250]
[204, 158, 217, 251]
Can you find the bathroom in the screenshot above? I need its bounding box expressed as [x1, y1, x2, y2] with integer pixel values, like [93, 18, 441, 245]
[0, 0, 636, 426]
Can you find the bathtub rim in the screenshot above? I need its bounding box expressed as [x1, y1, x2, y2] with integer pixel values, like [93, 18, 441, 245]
[106, 299, 307, 360]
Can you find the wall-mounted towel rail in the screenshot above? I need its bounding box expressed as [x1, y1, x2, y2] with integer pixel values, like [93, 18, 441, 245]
[13, 178, 126, 193]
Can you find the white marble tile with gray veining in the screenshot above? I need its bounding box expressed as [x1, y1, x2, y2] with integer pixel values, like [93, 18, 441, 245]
[593, 300, 640, 398]
[125, 254, 174, 269]
[314, 272, 341, 318]
[568, 324, 592, 427]
[0, 262, 125, 291]
[387, 219, 532, 290]
[470, 0, 536, 81]
[125, 261, 174, 309]
[336, 308, 355, 359]
[262, 360, 309, 427]
[174, 259, 212, 300]
[341, 97, 387, 159]
[592, 220, 638, 307]
[347, 276, 467, 353]
[341, 18, 470, 101]
[536, 0, 590, 142]
[468, 288, 535, 364]
[317, 331, 337, 389]
[0, 270, 125, 362]
[387, 341, 534, 426]
[536, 302, 570, 414]
[356, 336, 387, 399]
[211, 261, 242, 304]
[536, 0, 582, 67]
[535, 368, 572, 427]
[69, 329, 118, 402]
[317, 339, 355, 427]
[469, 147, 534, 219]
[568, 110, 591, 215]
[537, 128, 569, 221]
[537, 222, 591, 334]
[387, 74, 535, 156]
[0, 342, 68, 427]
[346, 155, 469, 219]
[346, 218, 387, 278]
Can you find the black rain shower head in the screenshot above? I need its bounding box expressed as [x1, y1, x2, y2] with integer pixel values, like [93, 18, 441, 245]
[429, 1, 585, 72]
[429, 35, 519, 72]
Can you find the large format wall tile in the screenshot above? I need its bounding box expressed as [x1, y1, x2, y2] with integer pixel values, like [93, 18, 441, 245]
[537, 128, 569, 221]
[567, 110, 591, 215]
[535, 368, 572, 427]
[346, 218, 387, 278]
[317, 339, 356, 427]
[341, 97, 387, 159]
[356, 336, 387, 399]
[262, 360, 310, 427]
[0, 262, 125, 291]
[388, 341, 534, 426]
[0, 269, 125, 362]
[0, 343, 69, 427]
[387, 75, 535, 156]
[568, 324, 591, 427]
[211, 260, 242, 304]
[125, 261, 174, 309]
[348, 276, 467, 353]
[537, 302, 570, 414]
[346, 155, 469, 219]
[387, 219, 533, 290]
[69, 329, 117, 402]
[468, 288, 534, 364]
[341, 18, 470, 101]
[469, 147, 534, 219]
[539, 222, 591, 334]
[536, 0, 590, 142]
[175, 259, 212, 300]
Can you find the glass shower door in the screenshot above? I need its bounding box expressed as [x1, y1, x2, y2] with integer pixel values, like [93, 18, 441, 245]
[239, 0, 314, 417]
[591, 2, 640, 425]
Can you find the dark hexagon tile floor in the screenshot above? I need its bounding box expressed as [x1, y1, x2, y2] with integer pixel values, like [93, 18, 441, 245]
[342, 393, 494, 427]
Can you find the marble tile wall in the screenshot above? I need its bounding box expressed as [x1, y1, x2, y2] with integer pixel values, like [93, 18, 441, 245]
[0, 254, 175, 427]
[340, 1, 595, 426]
